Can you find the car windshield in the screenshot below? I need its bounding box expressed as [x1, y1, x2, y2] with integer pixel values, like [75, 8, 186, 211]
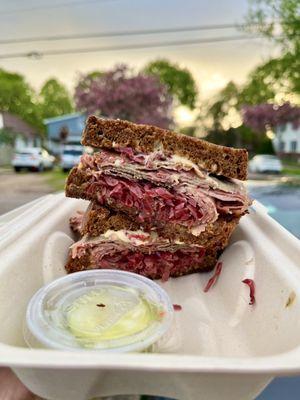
[253, 155, 279, 161]
[261, 155, 279, 160]
[63, 150, 83, 156]
[15, 150, 39, 155]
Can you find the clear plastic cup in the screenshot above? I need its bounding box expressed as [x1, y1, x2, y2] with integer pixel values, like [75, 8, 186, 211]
[25, 270, 174, 352]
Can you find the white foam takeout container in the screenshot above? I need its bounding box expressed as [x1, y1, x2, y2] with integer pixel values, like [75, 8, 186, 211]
[0, 193, 300, 400]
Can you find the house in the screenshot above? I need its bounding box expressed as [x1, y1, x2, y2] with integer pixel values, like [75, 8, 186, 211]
[273, 123, 300, 159]
[0, 112, 41, 165]
[44, 113, 86, 155]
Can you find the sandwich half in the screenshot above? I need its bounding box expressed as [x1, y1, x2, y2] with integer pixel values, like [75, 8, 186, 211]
[66, 117, 250, 236]
[66, 204, 238, 280]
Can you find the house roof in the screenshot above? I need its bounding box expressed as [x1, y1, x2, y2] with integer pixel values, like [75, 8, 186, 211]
[43, 112, 84, 125]
[0, 111, 38, 138]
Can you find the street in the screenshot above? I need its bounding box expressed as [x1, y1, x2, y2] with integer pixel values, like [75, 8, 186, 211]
[0, 169, 53, 215]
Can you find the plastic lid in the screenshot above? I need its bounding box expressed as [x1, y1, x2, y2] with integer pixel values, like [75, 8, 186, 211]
[26, 270, 174, 352]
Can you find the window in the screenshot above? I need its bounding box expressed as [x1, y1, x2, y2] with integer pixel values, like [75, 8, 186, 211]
[63, 150, 83, 156]
[279, 124, 286, 132]
[291, 141, 297, 152]
[279, 141, 285, 151]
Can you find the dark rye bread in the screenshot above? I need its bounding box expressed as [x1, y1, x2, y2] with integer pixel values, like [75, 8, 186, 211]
[81, 203, 240, 250]
[65, 246, 221, 277]
[81, 116, 248, 180]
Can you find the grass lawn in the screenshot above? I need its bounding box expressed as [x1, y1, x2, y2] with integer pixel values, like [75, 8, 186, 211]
[43, 168, 68, 191]
[283, 168, 300, 176]
[282, 165, 300, 176]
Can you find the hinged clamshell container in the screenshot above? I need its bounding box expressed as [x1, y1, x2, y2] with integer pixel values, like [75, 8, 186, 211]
[0, 193, 300, 400]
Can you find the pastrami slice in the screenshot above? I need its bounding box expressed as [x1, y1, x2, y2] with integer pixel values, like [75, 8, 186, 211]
[68, 230, 206, 281]
[71, 148, 250, 233]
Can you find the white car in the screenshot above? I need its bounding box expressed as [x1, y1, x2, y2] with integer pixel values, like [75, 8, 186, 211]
[249, 155, 283, 174]
[12, 147, 55, 172]
[61, 147, 84, 172]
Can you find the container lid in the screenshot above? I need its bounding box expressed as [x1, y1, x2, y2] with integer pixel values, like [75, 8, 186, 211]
[26, 270, 174, 352]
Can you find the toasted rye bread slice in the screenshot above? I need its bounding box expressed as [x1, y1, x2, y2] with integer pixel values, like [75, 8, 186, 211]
[80, 202, 240, 250]
[81, 116, 248, 180]
[65, 246, 221, 278]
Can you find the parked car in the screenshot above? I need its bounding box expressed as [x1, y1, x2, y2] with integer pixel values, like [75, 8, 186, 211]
[249, 155, 283, 174]
[12, 147, 55, 172]
[60, 146, 84, 172]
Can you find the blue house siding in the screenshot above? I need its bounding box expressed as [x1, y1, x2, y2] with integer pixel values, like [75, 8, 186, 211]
[44, 113, 86, 154]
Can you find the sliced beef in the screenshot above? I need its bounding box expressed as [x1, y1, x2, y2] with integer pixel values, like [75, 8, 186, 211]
[70, 231, 205, 281]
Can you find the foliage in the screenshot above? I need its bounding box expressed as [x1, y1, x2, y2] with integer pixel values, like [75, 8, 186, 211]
[240, 64, 277, 105]
[75, 65, 173, 128]
[76, 70, 104, 90]
[43, 168, 67, 191]
[39, 78, 74, 120]
[206, 82, 241, 130]
[144, 59, 197, 109]
[205, 125, 274, 155]
[0, 69, 75, 135]
[243, 102, 300, 133]
[179, 126, 198, 137]
[245, 0, 300, 95]
[85, 71, 104, 80]
[0, 128, 16, 145]
[0, 68, 42, 130]
[245, 0, 300, 53]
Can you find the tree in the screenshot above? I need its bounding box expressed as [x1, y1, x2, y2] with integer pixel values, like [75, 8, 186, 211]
[203, 80, 276, 153]
[245, 0, 300, 95]
[75, 64, 173, 128]
[144, 59, 197, 109]
[76, 70, 104, 90]
[246, 0, 300, 53]
[0, 128, 16, 145]
[0, 68, 42, 130]
[243, 102, 300, 133]
[39, 78, 74, 119]
[206, 82, 241, 130]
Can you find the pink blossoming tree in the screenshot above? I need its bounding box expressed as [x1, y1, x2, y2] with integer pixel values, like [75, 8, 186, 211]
[75, 65, 173, 128]
[243, 102, 300, 133]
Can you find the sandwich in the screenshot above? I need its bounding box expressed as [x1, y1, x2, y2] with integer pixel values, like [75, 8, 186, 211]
[66, 203, 240, 280]
[65, 116, 251, 279]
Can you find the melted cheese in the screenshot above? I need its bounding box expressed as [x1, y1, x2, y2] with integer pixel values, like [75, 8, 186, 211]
[170, 155, 206, 178]
[102, 229, 151, 245]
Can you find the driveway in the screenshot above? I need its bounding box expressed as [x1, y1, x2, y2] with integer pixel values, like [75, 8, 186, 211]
[0, 169, 53, 215]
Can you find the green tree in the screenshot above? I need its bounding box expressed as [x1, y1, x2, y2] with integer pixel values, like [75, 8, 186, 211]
[76, 70, 104, 91]
[245, 0, 300, 96]
[204, 80, 275, 153]
[0, 68, 42, 130]
[0, 128, 16, 145]
[207, 82, 240, 130]
[246, 0, 300, 52]
[240, 63, 277, 105]
[39, 78, 74, 119]
[85, 70, 103, 80]
[144, 59, 197, 109]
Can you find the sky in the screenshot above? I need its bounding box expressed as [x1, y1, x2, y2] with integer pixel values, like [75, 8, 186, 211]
[0, 0, 278, 101]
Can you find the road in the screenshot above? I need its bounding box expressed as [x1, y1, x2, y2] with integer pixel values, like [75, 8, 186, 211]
[0, 169, 53, 215]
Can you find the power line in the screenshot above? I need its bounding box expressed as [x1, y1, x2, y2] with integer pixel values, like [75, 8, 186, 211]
[0, 23, 252, 45]
[0, 34, 262, 60]
[0, 0, 118, 16]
